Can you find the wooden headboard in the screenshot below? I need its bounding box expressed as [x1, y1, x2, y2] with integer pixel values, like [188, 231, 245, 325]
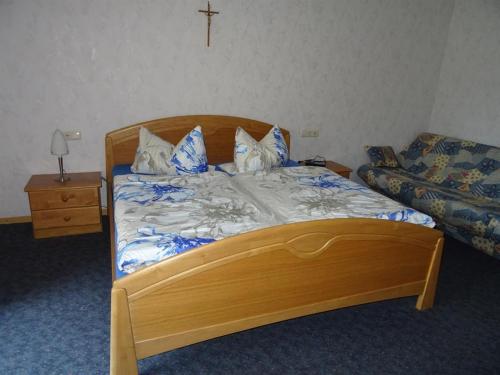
[105, 115, 290, 279]
[105, 114, 290, 186]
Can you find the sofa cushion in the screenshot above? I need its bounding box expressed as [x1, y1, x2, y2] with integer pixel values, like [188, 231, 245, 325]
[358, 164, 500, 239]
[441, 222, 500, 258]
[398, 133, 444, 166]
[359, 164, 500, 258]
[364, 146, 400, 168]
[397, 133, 500, 200]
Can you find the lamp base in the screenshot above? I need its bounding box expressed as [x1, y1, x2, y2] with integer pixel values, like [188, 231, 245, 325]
[54, 175, 71, 183]
[55, 156, 70, 183]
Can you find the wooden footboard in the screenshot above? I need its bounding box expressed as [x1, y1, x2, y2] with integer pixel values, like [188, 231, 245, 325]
[110, 218, 443, 375]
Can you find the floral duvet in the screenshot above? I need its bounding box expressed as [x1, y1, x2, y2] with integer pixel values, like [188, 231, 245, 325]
[114, 167, 434, 276]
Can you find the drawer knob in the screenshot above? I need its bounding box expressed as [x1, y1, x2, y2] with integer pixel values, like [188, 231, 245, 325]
[61, 194, 74, 202]
[63, 216, 71, 222]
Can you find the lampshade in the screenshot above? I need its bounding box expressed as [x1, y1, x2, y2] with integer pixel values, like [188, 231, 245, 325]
[51, 129, 69, 156]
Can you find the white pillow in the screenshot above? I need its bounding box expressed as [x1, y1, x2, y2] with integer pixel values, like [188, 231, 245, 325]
[131, 126, 208, 175]
[259, 125, 289, 167]
[234, 126, 288, 173]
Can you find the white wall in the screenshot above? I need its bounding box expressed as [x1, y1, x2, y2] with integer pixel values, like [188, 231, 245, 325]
[0, 0, 454, 217]
[429, 0, 500, 145]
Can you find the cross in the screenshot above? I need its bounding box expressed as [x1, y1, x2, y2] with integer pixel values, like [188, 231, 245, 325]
[198, 1, 219, 47]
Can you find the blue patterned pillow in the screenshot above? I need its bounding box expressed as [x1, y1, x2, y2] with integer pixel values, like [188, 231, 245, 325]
[131, 126, 208, 175]
[365, 146, 400, 168]
[171, 126, 208, 174]
[234, 126, 288, 172]
[260, 126, 289, 167]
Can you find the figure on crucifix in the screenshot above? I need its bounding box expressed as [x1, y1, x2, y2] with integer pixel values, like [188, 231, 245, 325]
[198, 1, 220, 47]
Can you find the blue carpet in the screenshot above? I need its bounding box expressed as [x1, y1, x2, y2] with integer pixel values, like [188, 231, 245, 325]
[0, 221, 499, 374]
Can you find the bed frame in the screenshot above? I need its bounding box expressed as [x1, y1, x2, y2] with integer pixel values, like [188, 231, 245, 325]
[105, 115, 444, 375]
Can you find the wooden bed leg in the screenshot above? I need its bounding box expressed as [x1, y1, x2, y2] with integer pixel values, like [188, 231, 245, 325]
[416, 237, 444, 311]
[110, 288, 138, 375]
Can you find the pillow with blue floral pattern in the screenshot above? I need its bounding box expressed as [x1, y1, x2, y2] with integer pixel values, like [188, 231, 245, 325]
[234, 126, 288, 173]
[131, 126, 208, 175]
[365, 145, 400, 168]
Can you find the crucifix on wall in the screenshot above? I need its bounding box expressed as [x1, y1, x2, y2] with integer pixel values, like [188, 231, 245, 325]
[198, 1, 219, 47]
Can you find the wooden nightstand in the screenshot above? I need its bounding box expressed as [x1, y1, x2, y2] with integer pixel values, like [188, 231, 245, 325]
[325, 161, 352, 179]
[24, 172, 102, 239]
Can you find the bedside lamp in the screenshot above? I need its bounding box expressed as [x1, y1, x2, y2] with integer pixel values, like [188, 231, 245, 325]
[51, 129, 70, 183]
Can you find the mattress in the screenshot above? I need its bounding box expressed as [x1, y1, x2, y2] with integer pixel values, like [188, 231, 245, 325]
[114, 167, 435, 277]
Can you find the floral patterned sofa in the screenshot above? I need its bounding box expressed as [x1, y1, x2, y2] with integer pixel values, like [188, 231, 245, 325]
[358, 133, 500, 259]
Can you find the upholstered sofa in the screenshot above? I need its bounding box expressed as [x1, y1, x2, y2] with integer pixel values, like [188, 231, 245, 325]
[358, 133, 500, 260]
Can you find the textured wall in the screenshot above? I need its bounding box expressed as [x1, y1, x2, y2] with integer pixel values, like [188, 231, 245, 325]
[429, 0, 500, 145]
[0, 0, 453, 216]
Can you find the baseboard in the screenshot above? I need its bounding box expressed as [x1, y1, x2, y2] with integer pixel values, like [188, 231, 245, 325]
[0, 216, 32, 224]
[0, 207, 108, 225]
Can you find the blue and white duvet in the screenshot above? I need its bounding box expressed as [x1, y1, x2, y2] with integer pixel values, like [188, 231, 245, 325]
[232, 167, 436, 226]
[114, 167, 435, 276]
[114, 171, 277, 275]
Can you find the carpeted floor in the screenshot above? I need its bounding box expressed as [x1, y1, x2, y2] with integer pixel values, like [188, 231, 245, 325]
[1, 221, 499, 375]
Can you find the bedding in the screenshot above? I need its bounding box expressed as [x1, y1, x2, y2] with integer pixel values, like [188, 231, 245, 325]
[217, 159, 300, 176]
[114, 171, 278, 275]
[131, 126, 208, 175]
[113, 164, 216, 177]
[234, 126, 288, 172]
[113, 159, 300, 177]
[233, 166, 435, 227]
[114, 166, 435, 276]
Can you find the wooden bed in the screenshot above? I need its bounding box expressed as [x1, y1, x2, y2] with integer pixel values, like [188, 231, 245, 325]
[105, 115, 444, 375]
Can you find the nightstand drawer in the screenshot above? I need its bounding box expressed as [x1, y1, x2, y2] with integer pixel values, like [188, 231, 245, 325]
[32, 206, 101, 229]
[29, 188, 99, 210]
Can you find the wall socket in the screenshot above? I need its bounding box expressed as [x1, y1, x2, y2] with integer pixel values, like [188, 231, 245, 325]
[301, 129, 319, 137]
[63, 130, 82, 140]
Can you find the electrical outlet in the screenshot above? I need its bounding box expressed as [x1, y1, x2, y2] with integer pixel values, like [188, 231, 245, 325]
[301, 129, 319, 137]
[63, 130, 82, 140]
